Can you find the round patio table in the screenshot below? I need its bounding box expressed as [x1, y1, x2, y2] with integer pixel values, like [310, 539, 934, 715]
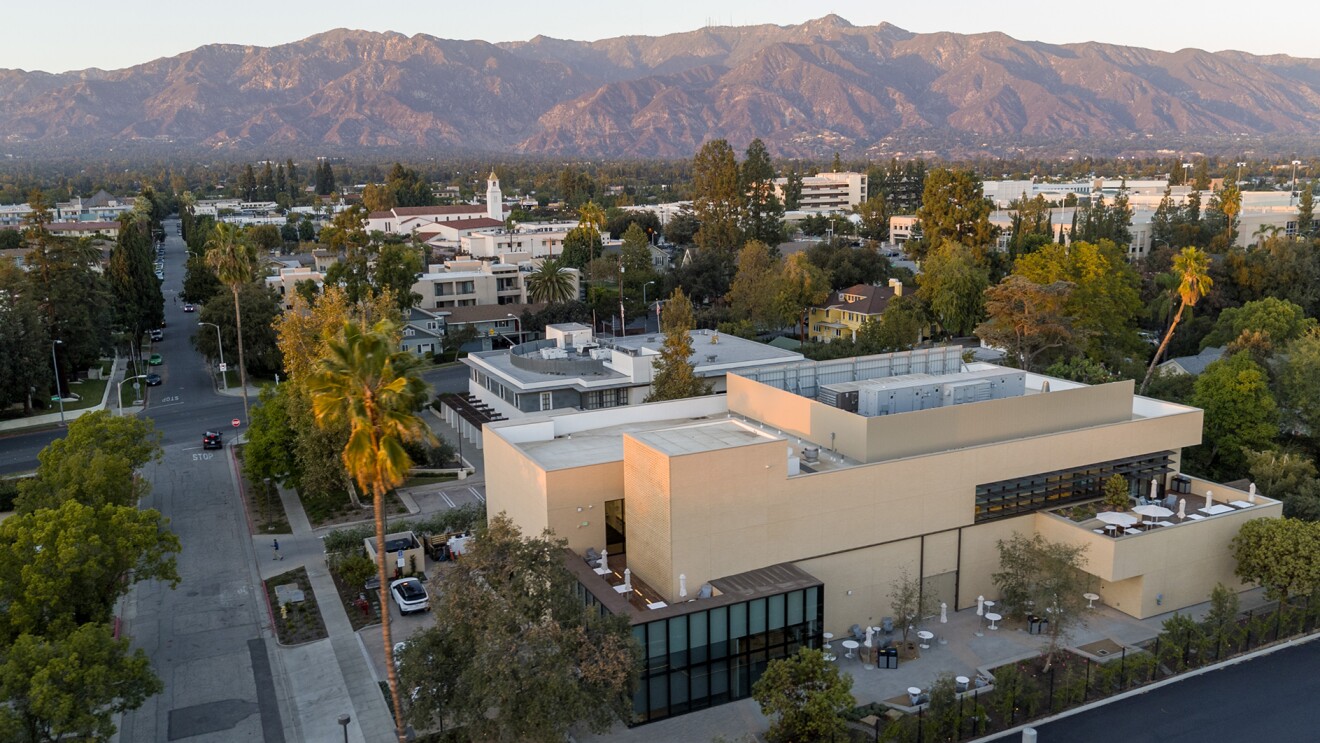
[985, 612, 1002, 630]
[917, 630, 935, 649]
[1083, 592, 1100, 609]
[841, 639, 859, 659]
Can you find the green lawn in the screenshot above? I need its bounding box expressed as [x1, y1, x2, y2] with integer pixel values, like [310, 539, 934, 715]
[60, 378, 108, 412]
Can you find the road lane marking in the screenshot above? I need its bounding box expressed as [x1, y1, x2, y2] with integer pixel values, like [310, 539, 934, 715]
[441, 492, 456, 508]
[468, 486, 484, 503]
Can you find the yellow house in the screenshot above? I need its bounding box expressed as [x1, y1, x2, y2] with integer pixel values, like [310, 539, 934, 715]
[809, 280, 902, 343]
[482, 347, 1279, 724]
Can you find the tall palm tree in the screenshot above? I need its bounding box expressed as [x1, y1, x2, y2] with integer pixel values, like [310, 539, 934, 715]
[526, 258, 577, 304]
[1140, 246, 1214, 395]
[307, 320, 433, 742]
[205, 223, 254, 421]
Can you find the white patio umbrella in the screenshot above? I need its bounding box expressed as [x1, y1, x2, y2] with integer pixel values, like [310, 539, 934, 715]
[1178, 498, 1187, 519]
[977, 595, 985, 616]
[1096, 511, 1138, 528]
[1150, 478, 1160, 502]
[1133, 504, 1173, 519]
[599, 547, 608, 570]
[1205, 490, 1213, 510]
[679, 573, 687, 598]
[940, 602, 948, 624]
[622, 568, 632, 593]
[864, 626, 874, 647]
[1249, 482, 1257, 503]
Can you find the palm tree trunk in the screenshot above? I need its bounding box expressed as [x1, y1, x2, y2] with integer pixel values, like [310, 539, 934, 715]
[233, 285, 250, 422]
[1139, 301, 1186, 395]
[375, 480, 408, 742]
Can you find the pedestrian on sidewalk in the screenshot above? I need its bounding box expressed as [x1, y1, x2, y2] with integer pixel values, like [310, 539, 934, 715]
[273, 538, 283, 561]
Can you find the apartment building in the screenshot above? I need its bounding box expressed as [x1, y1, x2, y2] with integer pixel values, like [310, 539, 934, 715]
[410, 258, 581, 311]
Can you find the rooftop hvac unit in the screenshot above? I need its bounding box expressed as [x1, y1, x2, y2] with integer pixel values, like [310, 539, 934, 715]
[802, 446, 820, 463]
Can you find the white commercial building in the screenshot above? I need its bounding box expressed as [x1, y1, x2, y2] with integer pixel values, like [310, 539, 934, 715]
[773, 171, 867, 212]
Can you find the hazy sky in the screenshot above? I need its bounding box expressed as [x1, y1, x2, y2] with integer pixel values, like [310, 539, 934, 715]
[5, 0, 1311, 73]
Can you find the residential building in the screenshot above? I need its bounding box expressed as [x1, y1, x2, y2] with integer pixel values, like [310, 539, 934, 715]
[773, 171, 867, 211]
[808, 280, 903, 343]
[1157, 346, 1226, 377]
[463, 324, 804, 421]
[399, 306, 447, 357]
[45, 221, 121, 239]
[264, 266, 325, 309]
[482, 347, 1279, 723]
[414, 217, 506, 251]
[409, 258, 580, 311]
[462, 223, 580, 260]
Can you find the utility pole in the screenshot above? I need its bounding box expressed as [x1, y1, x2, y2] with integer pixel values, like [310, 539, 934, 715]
[617, 262, 626, 337]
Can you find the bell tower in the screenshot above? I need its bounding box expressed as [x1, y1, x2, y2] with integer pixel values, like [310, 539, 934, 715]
[486, 170, 503, 222]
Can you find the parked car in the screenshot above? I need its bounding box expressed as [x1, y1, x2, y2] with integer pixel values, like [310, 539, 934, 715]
[202, 431, 222, 449]
[389, 578, 430, 614]
[148, 354, 163, 365]
[145, 373, 162, 386]
[150, 329, 163, 341]
[182, 303, 195, 312]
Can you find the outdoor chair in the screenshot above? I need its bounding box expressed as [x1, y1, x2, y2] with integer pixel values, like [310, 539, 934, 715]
[881, 617, 894, 635]
[849, 624, 865, 642]
[584, 547, 601, 568]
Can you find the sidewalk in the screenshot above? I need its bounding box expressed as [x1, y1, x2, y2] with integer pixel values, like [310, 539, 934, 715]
[256, 483, 397, 743]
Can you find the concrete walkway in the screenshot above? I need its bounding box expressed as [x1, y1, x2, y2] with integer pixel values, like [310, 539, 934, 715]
[257, 484, 397, 743]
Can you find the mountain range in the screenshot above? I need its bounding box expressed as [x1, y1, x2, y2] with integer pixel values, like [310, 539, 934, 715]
[2, 15, 1319, 157]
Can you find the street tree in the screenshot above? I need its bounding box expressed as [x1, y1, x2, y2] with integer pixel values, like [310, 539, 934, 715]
[1275, 329, 1320, 436]
[993, 533, 1091, 671]
[108, 208, 164, 344]
[0, 622, 162, 743]
[1200, 297, 1315, 356]
[1014, 240, 1141, 364]
[16, 411, 162, 513]
[727, 240, 781, 332]
[776, 252, 831, 342]
[917, 241, 989, 337]
[1141, 247, 1214, 394]
[740, 138, 785, 245]
[804, 240, 890, 290]
[854, 192, 890, 242]
[752, 648, 854, 743]
[0, 263, 50, 414]
[526, 259, 578, 304]
[398, 514, 638, 741]
[307, 319, 433, 742]
[195, 281, 284, 378]
[0, 499, 179, 639]
[205, 222, 255, 421]
[692, 139, 743, 252]
[372, 242, 424, 311]
[1188, 352, 1279, 480]
[646, 288, 711, 402]
[975, 276, 1078, 372]
[1232, 518, 1320, 603]
[243, 384, 298, 487]
[1298, 182, 1314, 236]
[911, 168, 995, 261]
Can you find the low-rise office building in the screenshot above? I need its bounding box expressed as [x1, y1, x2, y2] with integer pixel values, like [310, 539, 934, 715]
[464, 324, 804, 421]
[482, 347, 1279, 723]
[774, 171, 868, 211]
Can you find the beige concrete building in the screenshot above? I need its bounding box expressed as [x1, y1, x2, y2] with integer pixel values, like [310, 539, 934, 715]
[482, 347, 1279, 722]
[774, 171, 868, 211]
[409, 258, 580, 311]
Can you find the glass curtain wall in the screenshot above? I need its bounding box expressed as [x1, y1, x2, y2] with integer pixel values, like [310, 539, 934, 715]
[629, 585, 823, 724]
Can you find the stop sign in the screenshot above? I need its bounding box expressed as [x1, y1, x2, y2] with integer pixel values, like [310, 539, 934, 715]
[232, 418, 241, 428]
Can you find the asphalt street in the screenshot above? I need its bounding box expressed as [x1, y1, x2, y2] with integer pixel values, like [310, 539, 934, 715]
[981, 637, 1320, 743]
[110, 220, 283, 743]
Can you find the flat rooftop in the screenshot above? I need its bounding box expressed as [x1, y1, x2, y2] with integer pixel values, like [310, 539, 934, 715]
[518, 416, 780, 470]
[607, 330, 804, 372]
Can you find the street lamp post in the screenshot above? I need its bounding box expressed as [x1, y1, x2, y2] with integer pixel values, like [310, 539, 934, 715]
[505, 313, 522, 346]
[1182, 162, 1194, 186]
[198, 322, 227, 390]
[617, 263, 626, 337]
[337, 713, 350, 743]
[642, 281, 656, 332]
[1236, 161, 1247, 185]
[118, 375, 148, 416]
[50, 339, 65, 426]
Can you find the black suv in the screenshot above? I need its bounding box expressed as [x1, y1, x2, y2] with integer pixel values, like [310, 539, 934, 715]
[202, 431, 223, 449]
